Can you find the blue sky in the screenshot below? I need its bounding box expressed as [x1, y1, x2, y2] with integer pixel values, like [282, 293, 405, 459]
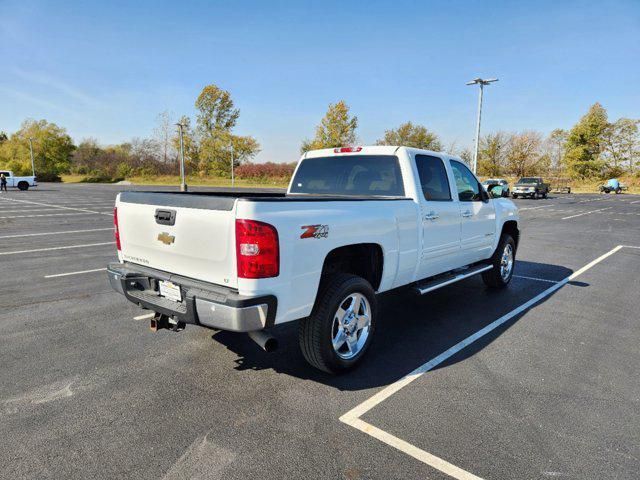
[1, 0, 638, 163]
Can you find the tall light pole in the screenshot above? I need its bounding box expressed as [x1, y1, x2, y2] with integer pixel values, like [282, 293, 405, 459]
[28, 137, 36, 176]
[466, 77, 498, 174]
[230, 142, 235, 188]
[175, 122, 187, 192]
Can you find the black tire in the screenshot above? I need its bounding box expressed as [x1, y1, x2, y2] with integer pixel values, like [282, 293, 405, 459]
[615, 188, 621, 194]
[543, 191, 548, 199]
[512, 194, 518, 199]
[299, 273, 377, 374]
[17, 181, 29, 191]
[482, 234, 516, 289]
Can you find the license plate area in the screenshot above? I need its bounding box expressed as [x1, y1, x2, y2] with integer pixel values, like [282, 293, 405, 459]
[158, 280, 182, 302]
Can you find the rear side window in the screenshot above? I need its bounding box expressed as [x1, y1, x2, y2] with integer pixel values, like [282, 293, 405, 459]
[415, 154, 451, 201]
[450, 160, 482, 202]
[290, 155, 405, 197]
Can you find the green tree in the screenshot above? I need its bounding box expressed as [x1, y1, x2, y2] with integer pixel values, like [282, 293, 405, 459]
[0, 119, 75, 180]
[195, 85, 240, 136]
[193, 85, 259, 175]
[301, 100, 358, 153]
[376, 121, 442, 151]
[563, 103, 609, 178]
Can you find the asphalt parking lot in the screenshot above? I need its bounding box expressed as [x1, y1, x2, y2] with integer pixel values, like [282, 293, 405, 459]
[1, 184, 639, 480]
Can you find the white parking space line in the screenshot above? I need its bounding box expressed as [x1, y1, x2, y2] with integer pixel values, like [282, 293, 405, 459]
[44, 268, 107, 278]
[0, 197, 111, 216]
[518, 204, 556, 211]
[134, 313, 155, 321]
[513, 274, 559, 284]
[0, 242, 114, 256]
[0, 228, 113, 239]
[561, 206, 612, 220]
[0, 208, 84, 213]
[340, 245, 626, 480]
[631, 200, 640, 204]
[0, 212, 108, 219]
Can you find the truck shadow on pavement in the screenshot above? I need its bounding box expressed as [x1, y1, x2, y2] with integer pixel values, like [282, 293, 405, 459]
[211, 260, 577, 390]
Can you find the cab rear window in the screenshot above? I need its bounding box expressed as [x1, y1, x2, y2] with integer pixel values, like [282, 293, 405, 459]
[290, 155, 404, 197]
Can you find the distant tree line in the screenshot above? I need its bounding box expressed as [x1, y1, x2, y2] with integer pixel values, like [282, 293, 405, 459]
[300, 101, 639, 180]
[1, 88, 637, 183]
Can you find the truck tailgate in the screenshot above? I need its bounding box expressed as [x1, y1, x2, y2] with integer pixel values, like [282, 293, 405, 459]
[116, 192, 237, 288]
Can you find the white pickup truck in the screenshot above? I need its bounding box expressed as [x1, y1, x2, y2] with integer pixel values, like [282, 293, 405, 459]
[0, 170, 37, 190]
[108, 146, 519, 373]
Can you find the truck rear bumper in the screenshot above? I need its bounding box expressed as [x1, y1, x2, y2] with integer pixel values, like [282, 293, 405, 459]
[107, 262, 276, 332]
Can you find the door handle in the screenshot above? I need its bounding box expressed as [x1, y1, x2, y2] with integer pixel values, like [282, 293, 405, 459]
[461, 210, 473, 218]
[424, 211, 440, 221]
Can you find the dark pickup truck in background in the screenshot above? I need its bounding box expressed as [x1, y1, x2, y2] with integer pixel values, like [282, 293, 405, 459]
[511, 177, 550, 199]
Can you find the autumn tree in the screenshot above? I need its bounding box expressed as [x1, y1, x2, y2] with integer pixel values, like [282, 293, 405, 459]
[154, 110, 176, 164]
[544, 129, 569, 173]
[505, 131, 546, 177]
[172, 116, 200, 174]
[602, 118, 639, 171]
[193, 85, 260, 175]
[563, 103, 609, 178]
[376, 122, 442, 151]
[301, 100, 358, 153]
[477, 132, 507, 177]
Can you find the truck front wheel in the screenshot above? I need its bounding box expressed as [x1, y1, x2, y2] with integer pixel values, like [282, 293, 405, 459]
[482, 234, 516, 288]
[299, 274, 377, 374]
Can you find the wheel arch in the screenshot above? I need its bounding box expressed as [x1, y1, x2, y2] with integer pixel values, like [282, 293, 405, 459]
[320, 243, 384, 291]
[501, 220, 520, 249]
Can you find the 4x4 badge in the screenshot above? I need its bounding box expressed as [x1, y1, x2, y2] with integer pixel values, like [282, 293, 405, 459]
[301, 225, 329, 239]
[157, 232, 175, 245]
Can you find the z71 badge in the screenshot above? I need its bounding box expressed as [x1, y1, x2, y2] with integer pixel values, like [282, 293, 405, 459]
[300, 224, 329, 239]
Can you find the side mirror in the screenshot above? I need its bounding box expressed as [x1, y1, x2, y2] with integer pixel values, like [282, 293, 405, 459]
[488, 185, 504, 198]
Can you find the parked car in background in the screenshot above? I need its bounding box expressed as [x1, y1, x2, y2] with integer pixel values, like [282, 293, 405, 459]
[0, 171, 37, 191]
[512, 177, 549, 199]
[108, 146, 520, 374]
[482, 178, 510, 197]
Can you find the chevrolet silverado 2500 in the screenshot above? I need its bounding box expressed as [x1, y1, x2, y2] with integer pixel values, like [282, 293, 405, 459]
[108, 146, 520, 373]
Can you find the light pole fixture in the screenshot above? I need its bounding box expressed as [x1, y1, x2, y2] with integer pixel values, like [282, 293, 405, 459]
[466, 77, 498, 174]
[230, 142, 235, 188]
[175, 122, 187, 192]
[28, 137, 36, 176]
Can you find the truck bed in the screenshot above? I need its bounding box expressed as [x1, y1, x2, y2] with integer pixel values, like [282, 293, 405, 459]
[119, 190, 411, 210]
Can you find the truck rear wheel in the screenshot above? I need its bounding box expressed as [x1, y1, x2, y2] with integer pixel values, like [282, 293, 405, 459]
[17, 181, 29, 191]
[299, 273, 377, 374]
[482, 234, 516, 289]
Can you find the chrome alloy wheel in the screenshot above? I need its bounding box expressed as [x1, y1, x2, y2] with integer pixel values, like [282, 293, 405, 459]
[331, 293, 371, 360]
[500, 243, 514, 281]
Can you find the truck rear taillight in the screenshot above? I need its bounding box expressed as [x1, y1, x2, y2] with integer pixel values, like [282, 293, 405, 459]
[114, 207, 121, 251]
[235, 219, 279, 279]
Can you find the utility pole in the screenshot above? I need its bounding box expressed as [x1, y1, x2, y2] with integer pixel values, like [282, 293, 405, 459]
[175, 122, 187, 192]
[230, 142, 235, 188]
[466, 77, 498, 174]
[28, 138, 36, 176]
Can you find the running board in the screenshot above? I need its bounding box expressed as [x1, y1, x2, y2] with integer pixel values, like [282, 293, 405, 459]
[415, 265, 493, 295]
